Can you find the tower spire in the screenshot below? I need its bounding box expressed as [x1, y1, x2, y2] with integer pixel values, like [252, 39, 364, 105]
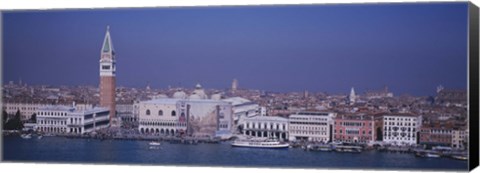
[101, 25, 115, 56]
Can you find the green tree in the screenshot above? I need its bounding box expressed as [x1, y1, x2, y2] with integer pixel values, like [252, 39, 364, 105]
[2, 110, 8, 128]
[5, 110, 23, 130]
[30, 113, 37, 123]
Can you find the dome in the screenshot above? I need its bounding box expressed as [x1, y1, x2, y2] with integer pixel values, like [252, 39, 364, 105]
[173, 91, 187, 99]
[211, 93, 222, 100]
[191, 83, 208, 99]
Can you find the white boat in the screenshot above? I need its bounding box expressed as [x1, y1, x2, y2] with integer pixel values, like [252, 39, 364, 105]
[231, 139, 289, 149]
[425, 153, 441, 158]
[37, 135, 43, 140]
[451, 155, 468, 161]
[21, 134, 32, 139]
[149, 141, 161, 146]
[415, 150, 441, 158]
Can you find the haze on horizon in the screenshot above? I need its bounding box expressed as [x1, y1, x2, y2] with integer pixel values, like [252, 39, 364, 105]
[3, 3, 468, 96]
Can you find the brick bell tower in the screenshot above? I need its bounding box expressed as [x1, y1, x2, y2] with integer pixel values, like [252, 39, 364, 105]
[99, 25, 117, 125]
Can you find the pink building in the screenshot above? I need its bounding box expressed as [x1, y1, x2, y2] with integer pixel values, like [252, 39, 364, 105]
[334, 114, 375, 144]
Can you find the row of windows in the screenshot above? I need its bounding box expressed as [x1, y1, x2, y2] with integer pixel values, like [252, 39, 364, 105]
[384, 137, 416, 141]
[245, 123, 287, 130]
[291, 126, 326, 131]
[145, 109, 177, 116]
[290, 117, 329, 121]
[38, 120, 67, 126]
[384, 117, 417, 121]
[384, 132, 416, 138]
[334, 129, 372, 135]
[385, 122, 416, 126]
[290, 131, 327, 135]
[290, 122, 328, 126]
[384, 126, 416, 132]
[334, 136, 372, 140]
[335, 122, 371, 127]
[139, 121, 187, 127]
[38, 111, 68, 116]
[6, 107, 38, 111]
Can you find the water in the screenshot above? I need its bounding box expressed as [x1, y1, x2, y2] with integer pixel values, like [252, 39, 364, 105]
[2, 136, 468, 171]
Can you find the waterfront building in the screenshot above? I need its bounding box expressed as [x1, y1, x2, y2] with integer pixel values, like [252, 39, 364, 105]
[222, 97, 261, 130]
[451, 128, 468, 149]
[3, 102, 49, 121]
[99, 26, 117, 123]
[419, 125, 453, 147]
[138, 96, 234, 138]
[243, 116, 288, 140]
[116, 103, 137, 127]
[333, 114, 375, 144]
[3, 102, 94, 122]
[36, 105, 110, 134]
[382, 114, 422, 145]
[288, 112, 335, 142]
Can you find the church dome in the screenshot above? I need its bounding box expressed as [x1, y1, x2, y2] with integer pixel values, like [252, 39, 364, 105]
[191, 83, 208, 99]
[173, 91, 187, 99]
[211, 93, 222, 100]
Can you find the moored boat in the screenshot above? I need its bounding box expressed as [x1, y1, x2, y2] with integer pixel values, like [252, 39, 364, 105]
[415, 150, 441, 158]
[231, 138, 289, 149]
[21, 134, 32, 139]
[451, 155, 468, 161]
[149, 141, 161, 146]
[334, 145, 363, 153]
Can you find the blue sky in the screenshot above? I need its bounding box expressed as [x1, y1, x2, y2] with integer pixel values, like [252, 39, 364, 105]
[3, 2, 469, 96]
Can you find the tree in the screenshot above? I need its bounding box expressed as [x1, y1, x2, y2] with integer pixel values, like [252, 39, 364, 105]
[30, 113, 37, 123]
[2, 110, 8, 128]
[5, 110, 23, 130]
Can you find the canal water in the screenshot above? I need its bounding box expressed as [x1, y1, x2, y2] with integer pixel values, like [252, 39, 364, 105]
[2, 136, 468, 171]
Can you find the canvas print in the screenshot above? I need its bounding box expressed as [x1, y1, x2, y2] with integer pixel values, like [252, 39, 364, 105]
[1, 2, 476, 171]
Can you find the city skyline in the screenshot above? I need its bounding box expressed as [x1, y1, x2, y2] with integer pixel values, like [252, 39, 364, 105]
[3, 3, 468, 96]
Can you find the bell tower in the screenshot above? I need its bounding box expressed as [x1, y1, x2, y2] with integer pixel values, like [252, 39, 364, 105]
[99, 25, 116, 124]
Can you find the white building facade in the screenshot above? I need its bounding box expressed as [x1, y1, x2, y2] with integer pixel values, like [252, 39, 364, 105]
[3, 102, 49, 121]
[222, 97, 262, 132]
[382, 114, 422, 145]
[288, 112, 336, 142]
[138, 97, 234, 138]
[243, 116, 289, 140]
[451, 129, 468, 149]
[36, 105, 110, 134]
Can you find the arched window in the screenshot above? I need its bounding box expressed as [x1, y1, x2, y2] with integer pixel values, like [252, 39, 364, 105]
[146, 109, 151, 115]
[171, 110, 176, 116]
[158, 110, 163, 116]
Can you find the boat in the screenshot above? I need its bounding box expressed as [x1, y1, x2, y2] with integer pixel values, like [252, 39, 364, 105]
[231, 138, 289, 149]
[415, 150, 441, 158]
[21, 134, 32, 139]
[37, 135, 43, 140]
[308, 144, 333, 152]
[451, 155, 468, 161]
[334, 145, 363, 153]
[149, 141, 161, 146]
